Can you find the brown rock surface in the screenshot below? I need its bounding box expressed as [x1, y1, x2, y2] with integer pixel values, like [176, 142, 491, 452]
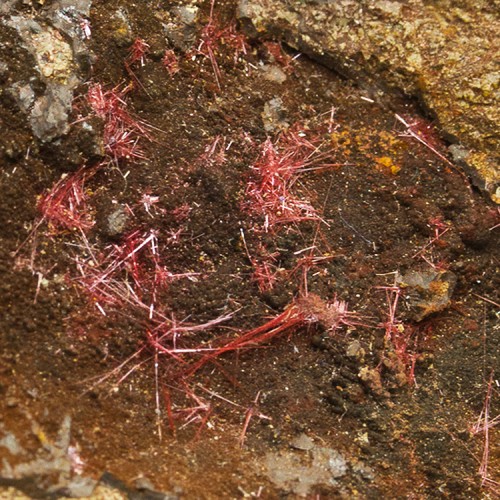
[238, 0, 500, 201]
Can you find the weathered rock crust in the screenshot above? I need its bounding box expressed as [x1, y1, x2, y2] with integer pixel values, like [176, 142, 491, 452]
[238, 0, 499, 202]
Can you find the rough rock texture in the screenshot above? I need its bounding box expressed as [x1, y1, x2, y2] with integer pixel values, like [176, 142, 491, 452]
[0, 1, 17, 16]
[2, 1, 92, 142]
[263, 445, 348, 496]
[396, 269, 457, 322]
[238, 0, 499, 201]
[0, 416, 97, 497]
